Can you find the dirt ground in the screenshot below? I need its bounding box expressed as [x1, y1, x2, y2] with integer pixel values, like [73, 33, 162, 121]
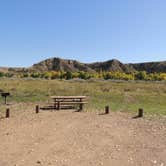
[0, 106, 166, 166]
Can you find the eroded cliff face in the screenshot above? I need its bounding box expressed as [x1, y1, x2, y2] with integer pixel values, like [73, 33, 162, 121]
[1, 57, 166, 73]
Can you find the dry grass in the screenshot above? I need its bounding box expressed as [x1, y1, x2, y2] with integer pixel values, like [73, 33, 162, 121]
[0, 78, 166, 115]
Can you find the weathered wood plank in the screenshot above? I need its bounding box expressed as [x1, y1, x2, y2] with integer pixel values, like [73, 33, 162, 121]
[51, 96, 87, 99]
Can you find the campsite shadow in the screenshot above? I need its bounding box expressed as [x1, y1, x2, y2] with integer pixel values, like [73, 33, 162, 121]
[132, 115, 142, 119]
[72, 110, 81, 113]
[0, 116, 5, 120]
[98, 113, 108, 116]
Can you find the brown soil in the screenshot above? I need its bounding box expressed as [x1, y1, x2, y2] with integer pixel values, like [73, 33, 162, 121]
[0, 107, 166, 166]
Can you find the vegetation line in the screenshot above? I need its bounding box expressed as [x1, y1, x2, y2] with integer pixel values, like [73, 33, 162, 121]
[0, 71, 166, 81]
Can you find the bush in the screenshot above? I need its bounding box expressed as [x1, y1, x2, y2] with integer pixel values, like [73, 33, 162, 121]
[0, 72, 4, 77]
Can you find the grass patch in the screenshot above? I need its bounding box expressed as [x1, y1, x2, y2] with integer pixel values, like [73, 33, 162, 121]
[0, 79, 166, 115]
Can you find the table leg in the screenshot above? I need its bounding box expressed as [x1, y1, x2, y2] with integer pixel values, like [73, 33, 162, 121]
[57, 101, 60, 110]
[54, 99, 58, 110]
[5, 96, 7, 105]
[79, 103, 83, 111]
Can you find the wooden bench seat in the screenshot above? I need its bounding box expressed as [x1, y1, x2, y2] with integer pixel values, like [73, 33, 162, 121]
[51, 101, 87, 104]
[40, 105, 75, 110]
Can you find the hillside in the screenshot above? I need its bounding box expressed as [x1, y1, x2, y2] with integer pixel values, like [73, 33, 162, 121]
[31, 58, 94, 72]
[129, 61, 166, 73]
[89, 59, 135, 73]
[0, 67, 10, 73]
[30, 58, 134, 73]
[31, 57, 166, 73]
[1, 57, 166, 73]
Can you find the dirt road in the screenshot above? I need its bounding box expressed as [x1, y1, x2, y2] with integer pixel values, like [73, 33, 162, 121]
[0, 109, 165, 166]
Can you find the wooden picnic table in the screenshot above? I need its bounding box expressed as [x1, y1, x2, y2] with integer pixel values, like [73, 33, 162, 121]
[50, 96, 87, 111]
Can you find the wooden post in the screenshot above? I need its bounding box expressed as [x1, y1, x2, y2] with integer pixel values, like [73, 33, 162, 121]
[79, 103, 83, 112]
[36, 105, 39, 114]
[5, 96, 7, 105]
[105, 106, 109, 114]
[57, 101, 60, 110]
[6, 108, 10, 118]
[138, 108, 143, 117]
[54, 103, 56, 109]
[54, 99, 57, 110]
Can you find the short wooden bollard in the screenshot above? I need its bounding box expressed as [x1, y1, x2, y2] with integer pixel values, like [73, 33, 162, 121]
[138, 108, 143, 117]
[105, 106, 109, 114]
[36, 105, 39, 114]
[6, 108, 10, 118]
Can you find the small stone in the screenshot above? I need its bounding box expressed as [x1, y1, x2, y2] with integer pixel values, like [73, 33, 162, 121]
[153, 160, 157, 164]
[128, 157, 133, 161]
[36, 160, 41, 164]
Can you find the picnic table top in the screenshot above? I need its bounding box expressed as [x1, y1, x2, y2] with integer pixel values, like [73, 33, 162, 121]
[51, 96, 87, 99]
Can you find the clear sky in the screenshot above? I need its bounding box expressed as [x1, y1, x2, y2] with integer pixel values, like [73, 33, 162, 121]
[0, 0, 166, 67]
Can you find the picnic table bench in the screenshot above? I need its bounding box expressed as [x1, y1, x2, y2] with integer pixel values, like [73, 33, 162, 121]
[50, 96, 87, 111]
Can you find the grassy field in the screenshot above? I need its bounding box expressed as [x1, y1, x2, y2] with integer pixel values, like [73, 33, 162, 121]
[0, 78, 166, 115]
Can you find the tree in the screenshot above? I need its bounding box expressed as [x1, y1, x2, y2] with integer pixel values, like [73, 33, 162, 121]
[0, 72, 4, 77]
[50, 71, 60, 79]
[135, 71, 147, 80]
[65, 71, 73, 80]
[30, 72, 40, 78]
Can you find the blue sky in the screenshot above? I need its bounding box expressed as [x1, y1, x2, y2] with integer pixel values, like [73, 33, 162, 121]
[0, 0, 166, 67]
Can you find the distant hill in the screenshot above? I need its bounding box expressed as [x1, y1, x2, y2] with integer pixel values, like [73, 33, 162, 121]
[128, 61, 166, 73]
[31, 57, 166, 73]
[0, 57, 166, 73]
[31, 58, 135, 73]
[88, 59, 135, 73]
[0, 67, 9, 73]
[31, 58, 94, 72]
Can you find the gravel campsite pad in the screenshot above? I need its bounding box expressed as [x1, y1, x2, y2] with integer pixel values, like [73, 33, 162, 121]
[0, 107, 166, 166]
